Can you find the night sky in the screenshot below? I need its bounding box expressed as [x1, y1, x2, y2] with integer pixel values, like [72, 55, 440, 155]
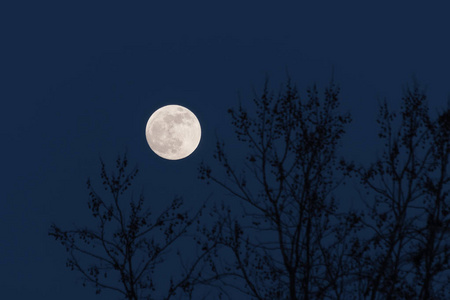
[2, 1, 450, 299]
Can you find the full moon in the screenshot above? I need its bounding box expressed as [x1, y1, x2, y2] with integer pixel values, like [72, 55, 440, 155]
[145, 105, 201, 160]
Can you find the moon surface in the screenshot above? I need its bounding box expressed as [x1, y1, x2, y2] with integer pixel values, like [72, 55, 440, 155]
[145, 105, 201, 160]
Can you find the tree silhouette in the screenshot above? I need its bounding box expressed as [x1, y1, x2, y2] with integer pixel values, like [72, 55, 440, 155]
[49, 77, 449, 300]
[414, 105, 450, 299]
[49, 154, 214, 299]
[199, 77, 449, 300]
[199, 78, 359, 299]
[354, 82, 450, 299]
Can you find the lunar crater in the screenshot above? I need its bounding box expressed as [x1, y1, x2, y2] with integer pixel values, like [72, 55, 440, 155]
[146, 105, 201, 160]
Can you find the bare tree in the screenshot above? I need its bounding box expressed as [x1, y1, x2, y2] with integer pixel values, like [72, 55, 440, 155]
[353, 81, 450, 299]
[50, 78, 448, 300]
[411, 99, 450, 299]
[199, 78, 358, 299]
[49, 154, 214, 299]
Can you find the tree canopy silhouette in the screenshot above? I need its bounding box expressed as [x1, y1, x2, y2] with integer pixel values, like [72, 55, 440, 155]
[49, 154, 215, 299]
[199, 77, 449, 300]
[49, 77, 449, 300]
[199, 78, 360, 299]
[353, 81, 450, 299]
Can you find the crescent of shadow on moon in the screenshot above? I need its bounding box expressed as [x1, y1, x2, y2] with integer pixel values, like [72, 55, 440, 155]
[145, 105, 201, 160]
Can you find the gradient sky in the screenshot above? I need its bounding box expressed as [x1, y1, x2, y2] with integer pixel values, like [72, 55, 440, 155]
[1, 1, 450, 299]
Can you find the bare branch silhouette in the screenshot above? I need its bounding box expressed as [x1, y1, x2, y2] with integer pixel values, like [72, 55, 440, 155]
[199, 77, 359, 299]
[49, 154, 213, 299]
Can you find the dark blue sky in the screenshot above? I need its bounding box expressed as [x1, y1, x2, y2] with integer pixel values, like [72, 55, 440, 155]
[1, 1, 449, 299]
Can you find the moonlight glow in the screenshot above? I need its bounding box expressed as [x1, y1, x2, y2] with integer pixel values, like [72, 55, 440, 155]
[145, 105, 201, 160]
